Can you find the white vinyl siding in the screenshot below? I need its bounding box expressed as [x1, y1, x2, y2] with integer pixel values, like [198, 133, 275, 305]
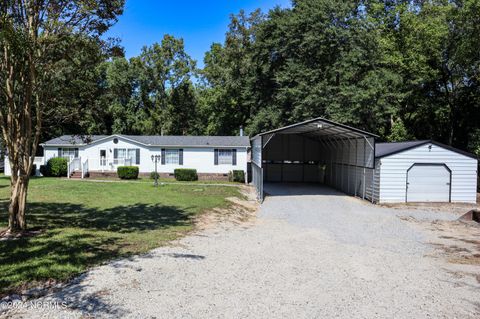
[377, 143, 477, 203]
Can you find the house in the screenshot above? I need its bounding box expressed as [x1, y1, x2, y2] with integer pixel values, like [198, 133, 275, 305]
[251, 118, 477, 203]
[5, 135, 250, 180]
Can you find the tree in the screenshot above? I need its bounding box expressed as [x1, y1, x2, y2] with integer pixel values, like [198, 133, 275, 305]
[387, 118, 412, 142]
[137, 35, 197, 134]
[0, 1, 123, 232]
[200, 10, 264, 135]
[367, 0, 480, 147]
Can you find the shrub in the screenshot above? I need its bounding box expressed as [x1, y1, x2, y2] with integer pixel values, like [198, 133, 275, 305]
[39, 164, 49, 177]
[47, 157, 68, 177]
[228, 170, 245, 183]
[174, 168, 198, 181]
[150, 172, 160, 180]
[117, 166, 139, 179]
[30, 164, 37, 176]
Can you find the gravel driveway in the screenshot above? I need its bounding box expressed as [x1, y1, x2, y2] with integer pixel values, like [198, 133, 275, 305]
[3, 184, 479, 318]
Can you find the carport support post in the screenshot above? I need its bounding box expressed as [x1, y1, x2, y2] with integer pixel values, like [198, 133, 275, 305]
[371, 167, 375, 204]
[362, 167, 366, 200]
[323, 137, 334, 187]
[331, 135, 340, 190]
[327, 138, 334, 187]
[354, 138, 358, 197]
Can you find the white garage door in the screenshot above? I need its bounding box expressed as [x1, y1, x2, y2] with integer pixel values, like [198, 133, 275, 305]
[407, 164, 451, 202]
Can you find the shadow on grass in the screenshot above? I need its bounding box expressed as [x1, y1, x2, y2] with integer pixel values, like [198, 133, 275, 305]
[0, 201, 194, 298]
[0, 201, 194, 233]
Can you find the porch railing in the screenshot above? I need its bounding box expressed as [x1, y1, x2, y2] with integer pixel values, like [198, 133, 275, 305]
[67, 157, 81, 178]
[81, 158, 89, 178]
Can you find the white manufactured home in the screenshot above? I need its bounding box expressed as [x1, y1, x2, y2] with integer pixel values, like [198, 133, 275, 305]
[5, 135, 250, 180]
[251, 118, 477, 204]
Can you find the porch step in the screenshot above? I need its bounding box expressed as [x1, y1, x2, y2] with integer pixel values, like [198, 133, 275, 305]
[70, 171, 84, 179]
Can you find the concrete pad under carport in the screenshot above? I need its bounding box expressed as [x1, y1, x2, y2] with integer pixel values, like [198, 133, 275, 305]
[263, 182, 346, 197]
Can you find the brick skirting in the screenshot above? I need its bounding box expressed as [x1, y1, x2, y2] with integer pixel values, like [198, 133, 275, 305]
[88, 171, 230, 181]
[88, 171, 117, 178]
[156, 172, 229, 181]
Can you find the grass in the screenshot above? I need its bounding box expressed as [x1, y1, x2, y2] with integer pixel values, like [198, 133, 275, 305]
[0, 176, 240, 296]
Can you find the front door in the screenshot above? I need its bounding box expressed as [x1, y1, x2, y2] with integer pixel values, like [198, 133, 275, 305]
[99, 149, 107, 170]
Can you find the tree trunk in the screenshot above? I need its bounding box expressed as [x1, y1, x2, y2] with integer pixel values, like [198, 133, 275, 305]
[8, 174, 30, 232]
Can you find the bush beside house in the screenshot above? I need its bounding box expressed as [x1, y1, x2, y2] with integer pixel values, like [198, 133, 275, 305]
[117, 166, 139, 179]
[229, 170, 245, 183]
[174, 169, 198, 181]
[42, 157, 68, 177]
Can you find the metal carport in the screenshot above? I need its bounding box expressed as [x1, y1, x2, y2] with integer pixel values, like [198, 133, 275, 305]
[251, 118, 378, 202]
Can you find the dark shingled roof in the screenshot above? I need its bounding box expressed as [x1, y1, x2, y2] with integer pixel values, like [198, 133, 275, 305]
[42, 135, 250, 147]
[375, 140, 429, 158]
[375, 140, 477, 159]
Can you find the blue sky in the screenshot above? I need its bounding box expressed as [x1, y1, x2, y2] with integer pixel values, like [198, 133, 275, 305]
[104, 0, 291, 67]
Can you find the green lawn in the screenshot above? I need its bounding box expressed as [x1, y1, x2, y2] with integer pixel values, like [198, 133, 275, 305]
[0, 177, 240, 296]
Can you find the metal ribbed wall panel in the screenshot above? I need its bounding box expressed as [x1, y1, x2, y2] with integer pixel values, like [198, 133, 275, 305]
[378, 143, 477, 203]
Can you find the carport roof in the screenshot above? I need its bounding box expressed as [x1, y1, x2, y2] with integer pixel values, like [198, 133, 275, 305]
[252, 117, 378, 140]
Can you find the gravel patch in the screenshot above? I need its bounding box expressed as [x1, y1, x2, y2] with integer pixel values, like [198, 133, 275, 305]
[2, 184, 479, 318]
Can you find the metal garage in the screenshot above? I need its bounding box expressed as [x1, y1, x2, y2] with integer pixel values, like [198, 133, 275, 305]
[375, 140, 478, 203]
[251, 118, 378, 202]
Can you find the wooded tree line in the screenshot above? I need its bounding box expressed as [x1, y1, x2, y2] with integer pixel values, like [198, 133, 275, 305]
[47, 0, 480, 155]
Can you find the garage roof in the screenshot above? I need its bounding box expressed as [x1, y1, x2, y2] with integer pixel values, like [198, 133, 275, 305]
[252, 117, 378, 140]
[375, 140, 477, 159]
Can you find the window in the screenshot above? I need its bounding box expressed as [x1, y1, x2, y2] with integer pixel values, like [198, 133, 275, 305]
[218, 149, 233, 165]
[214, 149, 237, 166]
[165, 149, 179, 164]
[114, 148, 140, 165]
[128, 149, 137, 164]
[59, 148, 78, 158]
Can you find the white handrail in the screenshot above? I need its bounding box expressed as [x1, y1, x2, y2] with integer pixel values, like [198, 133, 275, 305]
[81, 158, 88, 178]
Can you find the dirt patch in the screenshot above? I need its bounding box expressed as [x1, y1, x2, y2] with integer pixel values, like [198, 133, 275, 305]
[401, 215, 480, 266]
[382, 201, 479, 217]
[194, 186, 258, 230]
